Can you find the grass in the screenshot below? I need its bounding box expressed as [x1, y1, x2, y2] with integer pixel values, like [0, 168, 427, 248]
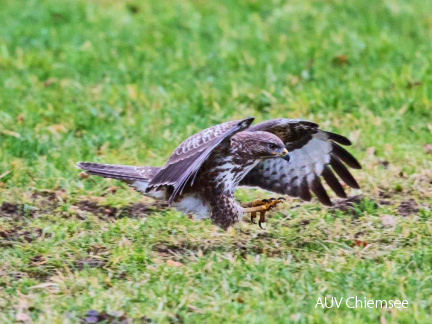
[1, 0, 432, 322]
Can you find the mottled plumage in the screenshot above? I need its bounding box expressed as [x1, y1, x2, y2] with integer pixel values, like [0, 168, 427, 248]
[77, 117, 361, 230]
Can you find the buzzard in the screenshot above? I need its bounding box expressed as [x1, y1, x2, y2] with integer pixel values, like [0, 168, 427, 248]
[77, 117, 361, 230]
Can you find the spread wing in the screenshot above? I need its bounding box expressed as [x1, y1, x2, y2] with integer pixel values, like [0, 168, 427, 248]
[240, 119, 361, 206]
[148, 117, 254, 204]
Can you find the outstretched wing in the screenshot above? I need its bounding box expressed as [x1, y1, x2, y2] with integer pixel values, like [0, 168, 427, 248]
[148, 117, 254, 204]
[240, 119, 361, 206]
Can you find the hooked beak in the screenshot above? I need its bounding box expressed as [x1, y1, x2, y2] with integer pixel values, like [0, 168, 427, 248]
[280, 148, 290, 162]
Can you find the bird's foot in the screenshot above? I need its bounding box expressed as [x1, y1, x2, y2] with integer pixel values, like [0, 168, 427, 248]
[242, 198, 285, 229]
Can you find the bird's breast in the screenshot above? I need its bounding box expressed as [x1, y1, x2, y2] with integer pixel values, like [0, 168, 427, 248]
[211, 157, 260, 194]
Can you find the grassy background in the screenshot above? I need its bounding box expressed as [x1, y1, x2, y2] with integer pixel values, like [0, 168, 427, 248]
[1, 0, 432, 322]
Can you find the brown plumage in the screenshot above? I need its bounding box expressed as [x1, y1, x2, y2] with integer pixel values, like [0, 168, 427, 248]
[77, 117, 361, 230]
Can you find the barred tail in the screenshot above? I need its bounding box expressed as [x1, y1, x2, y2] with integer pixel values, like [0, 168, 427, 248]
[76, 162, 159, 182]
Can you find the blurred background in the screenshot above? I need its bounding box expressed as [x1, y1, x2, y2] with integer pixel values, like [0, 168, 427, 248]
[1, 0, 431, 194]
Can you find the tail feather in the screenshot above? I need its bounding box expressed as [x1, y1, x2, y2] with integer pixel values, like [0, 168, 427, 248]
[76, 162, 159, 181]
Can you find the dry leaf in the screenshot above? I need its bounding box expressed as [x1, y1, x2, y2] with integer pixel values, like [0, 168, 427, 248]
[353, 240, 368, 248]
[333, 54, 349, 65]
[80, 172, 89, 179]
[166, 260, 183, 267]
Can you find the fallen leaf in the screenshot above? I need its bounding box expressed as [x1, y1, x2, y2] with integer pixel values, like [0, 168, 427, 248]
[80, 172, 89, 179]
[166, 260, 183, 267]
[333, 54, 349, 65]
[353, 240, 368, 248]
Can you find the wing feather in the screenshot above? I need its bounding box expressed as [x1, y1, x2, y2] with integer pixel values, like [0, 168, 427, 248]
[240, 119, 361, 206]
[330, 156, 360, 189]
[148, 117, 254, 204]
[332, 142, 362, 169]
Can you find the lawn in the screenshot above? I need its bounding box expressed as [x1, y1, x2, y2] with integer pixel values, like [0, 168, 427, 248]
[1, 0, 432, 322]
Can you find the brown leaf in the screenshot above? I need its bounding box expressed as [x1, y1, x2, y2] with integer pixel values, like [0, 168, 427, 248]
[353, 240, 368, 248]
[333, 54, 349, 66]
[80, 172, 89, 179]
[166, 260, 183, 267]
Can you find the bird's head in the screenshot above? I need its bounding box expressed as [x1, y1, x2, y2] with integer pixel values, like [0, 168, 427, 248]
[231, 131, 290, 162]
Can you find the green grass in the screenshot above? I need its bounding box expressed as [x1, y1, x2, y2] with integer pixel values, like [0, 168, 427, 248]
[1, 0, 432, 322]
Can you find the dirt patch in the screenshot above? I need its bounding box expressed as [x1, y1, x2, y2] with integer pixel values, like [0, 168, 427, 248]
[152, 231, 284, 260]
[1, 190, 169, 221]
[0, 227, 47, 247]
[0, 202, 36, 219]
[76, 200, 168, 219]
[397, 199, 419, 216]
[31, 190, 64, 210]
[80, 310, 151, 324]
[74, 258, 107, 270]
[330, 195, 384, 216]
[87, 244, 110, 256]
[1, 202, 21, 214]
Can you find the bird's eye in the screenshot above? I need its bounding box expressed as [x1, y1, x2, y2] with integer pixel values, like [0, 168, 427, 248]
[269, 144, 278, 150]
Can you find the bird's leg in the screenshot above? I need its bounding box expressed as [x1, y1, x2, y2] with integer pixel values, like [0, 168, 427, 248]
[242, 198, 285, 228]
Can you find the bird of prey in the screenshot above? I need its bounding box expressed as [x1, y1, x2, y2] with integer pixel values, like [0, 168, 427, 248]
[77, 117, 361, 230]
